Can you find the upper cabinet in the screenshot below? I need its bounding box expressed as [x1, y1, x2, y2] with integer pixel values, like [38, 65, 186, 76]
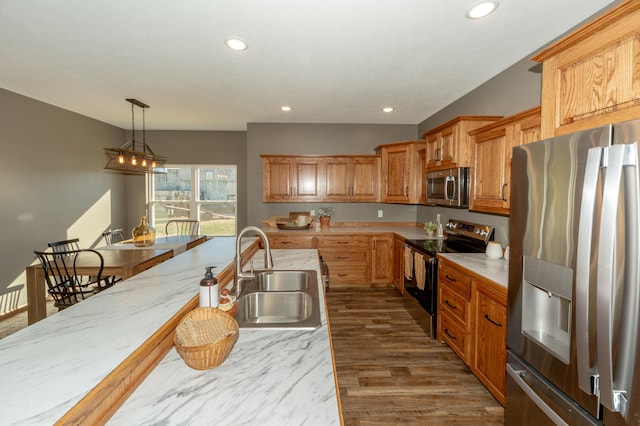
[532, 1, 640, 138]
[262, 156, 325, 202]
[376, 140, 424, 204]
[325, 156, 380, 202]
[262, 155, 380, 203]
[468, 106, 541, 215]
[421, 116, 502, 171]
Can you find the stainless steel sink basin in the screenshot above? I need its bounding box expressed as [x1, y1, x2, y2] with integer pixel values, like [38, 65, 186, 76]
[254, 270, 313, 291]
[235, 269, 321, 329]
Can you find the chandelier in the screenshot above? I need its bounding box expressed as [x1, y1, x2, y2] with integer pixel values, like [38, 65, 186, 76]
[104, 98, 167, 174]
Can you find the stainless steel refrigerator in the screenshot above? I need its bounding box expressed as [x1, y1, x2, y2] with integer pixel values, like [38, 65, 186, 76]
[506, 119, 640, 425]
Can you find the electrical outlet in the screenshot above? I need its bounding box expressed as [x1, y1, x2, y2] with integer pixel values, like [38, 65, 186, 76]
[377, 210, 383, 218]
[310, 209, 315, 217]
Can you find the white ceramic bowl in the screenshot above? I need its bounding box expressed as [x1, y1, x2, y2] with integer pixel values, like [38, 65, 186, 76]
[485, 242, 503, 259]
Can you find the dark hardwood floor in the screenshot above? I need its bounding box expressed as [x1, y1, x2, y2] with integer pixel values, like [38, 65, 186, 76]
[326, 287, 504, 425]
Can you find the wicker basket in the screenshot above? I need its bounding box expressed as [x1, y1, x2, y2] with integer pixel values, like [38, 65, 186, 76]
[174, 307, 239, 370]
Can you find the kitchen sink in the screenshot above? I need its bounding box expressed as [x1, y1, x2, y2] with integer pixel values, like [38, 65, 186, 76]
[254, 270, 313, 291]
[235, 270, 321, 329]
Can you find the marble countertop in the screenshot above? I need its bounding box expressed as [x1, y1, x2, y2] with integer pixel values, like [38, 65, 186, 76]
[437, 253, 509, 288]
[109, 248, 340, 425]
[0, 237, 340, 425]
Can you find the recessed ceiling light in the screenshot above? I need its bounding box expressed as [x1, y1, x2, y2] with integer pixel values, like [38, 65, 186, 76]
[466, 1, 499, 19]
[281, 106, 292, 112]
[382, 107, 394, 113]
[225, 37, 248, 51]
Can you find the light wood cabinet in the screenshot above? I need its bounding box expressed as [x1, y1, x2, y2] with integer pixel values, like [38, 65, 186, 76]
[471, 278, 507, 406]
[532, 1, 640, 138]
[376, 140, 424, 204]
[316, 235, 370, 285]
[268, 235, 315, 249]
[438, 261, 472, 363]
[422, 116, 502, 171]
[370, 235, 393, 284]
[262, 155, 380, 203]
[437, 257, 508, 406]
[469, 106, 541, 215]
[392, 235, 406, 294]
[325, 156, 380, 202]
[262, 156, 324, 202]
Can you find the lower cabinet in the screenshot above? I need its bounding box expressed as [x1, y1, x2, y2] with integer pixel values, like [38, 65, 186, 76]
[266, 232, 395, 287]
[317, 235, 370, 285]
[268, 235, 315, 249]
[392, 235, 406, 293]
[437, 257, 507, 406]
[471, 279, 507, 406]
[370, 235, 393, 284]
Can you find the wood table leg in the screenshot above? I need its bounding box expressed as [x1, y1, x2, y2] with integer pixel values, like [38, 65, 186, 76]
[26, 265, 46, 325]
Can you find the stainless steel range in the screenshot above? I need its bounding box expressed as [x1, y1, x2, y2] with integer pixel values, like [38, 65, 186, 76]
[404, 219, 494, 338]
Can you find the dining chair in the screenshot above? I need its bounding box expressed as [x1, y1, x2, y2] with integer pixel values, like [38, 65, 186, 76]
[33, 249, 109, 310]
[102, 229, 125, 245]
[165, 219, 200, 236]
[48, 238, 80, 253]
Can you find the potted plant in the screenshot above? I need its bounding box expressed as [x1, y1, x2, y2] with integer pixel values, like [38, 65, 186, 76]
[317, 207, 335, 228]
[424, 221, 437, 237]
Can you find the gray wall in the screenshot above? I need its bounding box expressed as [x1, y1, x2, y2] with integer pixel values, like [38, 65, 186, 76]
[0, 88, 127, 313]
[124, 130, 247, 230]
[246, 123, 419, 226]
[416, 55, 543, 246]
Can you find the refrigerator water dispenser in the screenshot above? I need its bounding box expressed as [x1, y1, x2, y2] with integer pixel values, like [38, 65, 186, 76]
[521, 255, 573, 364]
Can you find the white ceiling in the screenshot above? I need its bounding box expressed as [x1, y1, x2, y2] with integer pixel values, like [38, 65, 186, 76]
[0, 0, 617, 131]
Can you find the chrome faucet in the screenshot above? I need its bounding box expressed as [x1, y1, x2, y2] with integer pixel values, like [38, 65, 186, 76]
[235, 225, 273, 296]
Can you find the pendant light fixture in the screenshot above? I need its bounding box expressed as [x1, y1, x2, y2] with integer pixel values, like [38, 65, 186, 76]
[104, 98, 167, 174]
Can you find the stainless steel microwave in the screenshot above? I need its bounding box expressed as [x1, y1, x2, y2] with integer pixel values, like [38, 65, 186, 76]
[426, 167, 469, 208]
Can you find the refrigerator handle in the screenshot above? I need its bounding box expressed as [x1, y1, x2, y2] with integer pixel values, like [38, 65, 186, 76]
[575, 147, 604, 395]
[506, 364, 569, 426]
[596, 143, 638, 417]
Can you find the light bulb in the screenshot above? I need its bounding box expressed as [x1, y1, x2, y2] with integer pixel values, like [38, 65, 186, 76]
[118, 153, 125, 164]
[151, 161, 157, 168]
[131, 155, 137, 166]
[141, 158, 147, 167]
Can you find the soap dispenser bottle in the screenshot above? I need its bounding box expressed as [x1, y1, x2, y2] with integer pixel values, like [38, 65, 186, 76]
[199, 266, 219, 308]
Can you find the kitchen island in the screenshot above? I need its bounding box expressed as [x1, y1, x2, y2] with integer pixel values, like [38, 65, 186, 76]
[0, 237, 341, 425]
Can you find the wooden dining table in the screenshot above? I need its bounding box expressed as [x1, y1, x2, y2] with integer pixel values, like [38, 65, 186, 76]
[26, 248, 175, 325]
[26, 235, 208, 325]
[99, 235, 207, 255]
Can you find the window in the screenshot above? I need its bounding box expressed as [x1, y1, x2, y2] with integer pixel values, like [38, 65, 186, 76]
[148, 165, 237, 236]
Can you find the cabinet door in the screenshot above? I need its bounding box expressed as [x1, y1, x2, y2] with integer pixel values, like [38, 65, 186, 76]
[350, 157, 380, 202]
[325, 158, 350, 201]
[426, 134, 441, 167]
[392, 235, 405, 293]
[371, 235, 393, 284]
[262, 157, 294, 202]
[472, 281, 507, 406]
[382, 146, 409, 203]
[293, 158, 324, 201]
[440, 125, 456, 166]
[470, 129, 509, 214]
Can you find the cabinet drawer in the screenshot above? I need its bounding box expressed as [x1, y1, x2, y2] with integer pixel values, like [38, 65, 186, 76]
[269, 235, 315, 249]
[439, 263, 471, 299]
[440, 285, 467, 324]
[329, 265, 369, 283]
[317, 236, 369, 249]
[320, 250, 368, 264]
[440, 312, 468, 363]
